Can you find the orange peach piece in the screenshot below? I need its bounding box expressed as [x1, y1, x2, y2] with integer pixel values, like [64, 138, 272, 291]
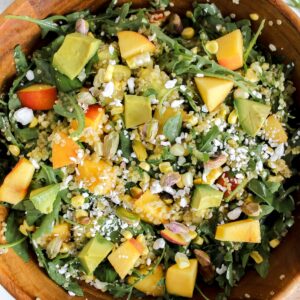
[17, 84, 57, 110]
[264, 114, 288, 143]
[0, 158, 35, 205]
[51, 132, 80, 169]
[76, 158, 117, 196]
[216, 29, 243, 70]
[117, 31, 156, 59]
[108, 238, 143, 279]
[215, 219, 261, 243]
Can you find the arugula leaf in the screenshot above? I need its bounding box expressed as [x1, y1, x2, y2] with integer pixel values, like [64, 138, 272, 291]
[196, 125, 220, 152]
[248, 179, 274, 206]
[5, 211, 30, 262]
[13, 45, 28, 75]
[0, 114, 20, 146]
[163, 113, 182, 142]
[35, 164, 61, 185]
[54, 71, 83, 92]
[0, 237, 27, 250]
[15, 127, 38, 143]
[94, 263, 118, 283]
[32, 196, 61, 240]
[244, 19, 266, 66]
[53, 93, 85, 137]
[119, 130, 132, 160]
[6, 15, 66, 38]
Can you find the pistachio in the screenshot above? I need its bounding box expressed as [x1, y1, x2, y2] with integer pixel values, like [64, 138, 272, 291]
[75, 19, 89, 35]
[204, 154, 227, 170]
[78, 216, 91, 225]
[140, 119, 159, 142]
[103, 131, 119, 159]
[166, 13, 183, 34]
[46, 237, 63, 259]
[194, 249, 215, 282]
[160, 172, 181, 187]
[241, 202, 261, 217]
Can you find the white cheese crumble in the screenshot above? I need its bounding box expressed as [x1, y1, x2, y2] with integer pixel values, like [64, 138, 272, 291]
[171, 99, 185, 108]
[127, 77, 135, 94]
[227, 207, 242, 220]
[102, 82, 114, 98]
[108, 44, 115, 55]
[14, 107, 34, 125]
[269, 44, 277, 52]
[153, 238, 165, 250]
[165, 79, 177, 89]
[216, 264, 227, 274]
[26, 70, 35, 81]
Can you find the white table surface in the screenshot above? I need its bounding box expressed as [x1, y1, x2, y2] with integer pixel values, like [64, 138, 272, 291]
[0, 0, 299, 300]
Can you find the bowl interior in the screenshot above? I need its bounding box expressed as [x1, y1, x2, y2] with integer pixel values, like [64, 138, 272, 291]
[0, 1, 299, 299]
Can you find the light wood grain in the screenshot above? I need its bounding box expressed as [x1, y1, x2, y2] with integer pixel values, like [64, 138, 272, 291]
[0, 1, 300, 299]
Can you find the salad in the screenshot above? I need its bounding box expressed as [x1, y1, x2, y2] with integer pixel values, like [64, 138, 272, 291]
[0, 0, 299, 299]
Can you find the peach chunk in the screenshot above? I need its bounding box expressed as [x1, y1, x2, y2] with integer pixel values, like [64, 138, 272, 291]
[264, 114, 288, 143]
[215, 219, 261, 243]
[0, 158, 35, 205]
[216, 29, 243, 70]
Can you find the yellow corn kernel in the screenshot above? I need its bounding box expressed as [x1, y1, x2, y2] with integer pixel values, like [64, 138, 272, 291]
[104, 65, 114, 82]
[176, 178, 184, 189]
[227, 139, 238, 148]
[85, 231, 93, 238]
[159, 162, 173, 174]
[60, 243, 72, 253]
[121, 230, 133, 240]
[75, 209, 88, 219]
[8, 144, 20, 156]
[139, 162, 150, 172]
[218, 106, 228, 119]
[136, 234, 149, 255]
[186, 10, 193, 18]
[130, 186, 143, 199]
[269, 239, 280, 248]
[191, 47, 199, 54]
[112, 114, 122, 122]
[203, 167, 223, 185]
[19, 225, 27, 236]
[245, 68, 259, 82]
[205, 40, 219, 54]
[184, 114, 198, 127]
[181, 27, 195, 40]
[175, 252, 190, 269]
[228, 110, 238, 125]
[249, 13, 259, 21]
[193, 236, 204, 245]
[71, 195, 85, 208]
[132, 140, 148, 162]
[29, 117, 38, 128]
[19, 220, 35, 236]
[250, 251, 263, 264]
[193, 178, 203, 185]
[111, 106, 124, 115]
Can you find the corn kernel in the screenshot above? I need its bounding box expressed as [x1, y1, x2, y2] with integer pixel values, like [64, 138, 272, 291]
[228, 110, 238, 125]
[182, 172, 193, 187]
[205, 40, 219, 54]
[203, 167, 223, 185]
[249, 13, 259, 21]
[159, 162, 173, 174]
[250, 251, 263, 264]
[170, 144, 185, 156]
[219, 106, 228, 119]
[245, 68, 259, 82]
[121, 230, 133, 240]
[104, 65, 114, 82]
[71, 195, 85, 208]
[29, 117, 38, 128]
[191, 47, 198, 54]
[227, 139, 238, 148]
[175, 252, 190, 269]
[130, 186, 143, 199]
[85, 231, 93, 238]
[193, 178, 203, 185]
[139, 162, 150, 172]
[111, 106, 124, 115]
[8, 144, 20, 156]
[181, 27, 195, 40]
[269, 239, 280, 248]
[186, 10, 193, 18]
[233, 88, 249, 99]
[193, 236, 204, 245]
[19, 220, 35, 236]
[75, 209, 88, 219]
[19, 225, 28, 236]
[184, 114, 198, 127]
[60, 242, 72, 253]
[132, 140, 148, 162]
[176, 178, 184, 189]
[189, 231, 198, 239]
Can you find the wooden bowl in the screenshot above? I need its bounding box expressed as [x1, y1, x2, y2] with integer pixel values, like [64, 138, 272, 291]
[0, 1, 299, 299]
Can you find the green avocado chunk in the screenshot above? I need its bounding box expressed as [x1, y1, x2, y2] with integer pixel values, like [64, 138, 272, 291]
[191, 184, 223, 210]
[53, 32, 101, 80]
[30, 184, 60, 214]
[78, 234, 114, 275]
[234, 98, 271, 137]
[124, 95, 152, 129]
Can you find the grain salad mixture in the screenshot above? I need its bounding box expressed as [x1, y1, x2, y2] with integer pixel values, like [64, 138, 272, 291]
[0, 1, 299, 299]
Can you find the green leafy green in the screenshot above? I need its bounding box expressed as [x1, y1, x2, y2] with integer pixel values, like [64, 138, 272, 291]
[196, 125, 220, 152]
[5, 211, 30, 262]
[163, 113, 182, 142]
[13, 45, 28, 75]
[119, 130, 132, 160]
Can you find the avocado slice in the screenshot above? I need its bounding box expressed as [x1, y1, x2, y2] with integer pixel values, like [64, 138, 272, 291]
[53, 33, 101, 80]
[78, 234, 114, 275]
[234, 98, 271, 137]
[124, 95, 152, 129]
[30, 184, 60, 214]
[191, 184, 223, 210]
